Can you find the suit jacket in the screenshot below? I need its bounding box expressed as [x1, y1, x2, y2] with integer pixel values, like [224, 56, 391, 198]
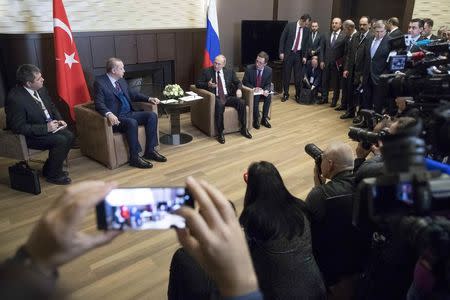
[196, 67, 242, 97]
[388, 28, 404, 39]
[304, 62, 322, 88]
[242, 64, 272, 92]
[5, 86, 62, 137]
[94, 74, 148, 117]
[279, 22, 311, 58]
[307, 31, 323, 58]
[363, 35, 391, 85]
[320, 30, 347, 65]
[345, 31, 373, 84]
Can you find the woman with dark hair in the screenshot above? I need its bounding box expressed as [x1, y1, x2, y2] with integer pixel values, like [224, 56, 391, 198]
[240, 161, 326, 300]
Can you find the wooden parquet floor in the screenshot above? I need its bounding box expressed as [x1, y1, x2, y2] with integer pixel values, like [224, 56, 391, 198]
[0, 92, 355, 299]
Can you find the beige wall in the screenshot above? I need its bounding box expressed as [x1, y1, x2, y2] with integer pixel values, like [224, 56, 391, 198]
[412, 0, 450, 33]
[0, 0, 206, 33]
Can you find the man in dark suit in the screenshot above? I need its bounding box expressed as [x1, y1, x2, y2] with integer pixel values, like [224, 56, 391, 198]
[307, 20, 323, 60]
[94, 57, 166, 169]
[363, 20, 391, 114]
[318, 17, 346, 107]
[407, 18, 426, 53]
[302, 55, 322, 103]
[5, 64, 73, 185]
[341, 16, 373, 120]
[278, 14, 311, 102]
[386, 17, 404, 39]
[242, 51, 272, 129]
[423, 18, 438, 40]
[196, 54, 252, 144]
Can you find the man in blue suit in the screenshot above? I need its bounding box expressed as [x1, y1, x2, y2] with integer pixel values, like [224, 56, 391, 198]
[242, 51, 272, 129]
[94, 57, 166, 169]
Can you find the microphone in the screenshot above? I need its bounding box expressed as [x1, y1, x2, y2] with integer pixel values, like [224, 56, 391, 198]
[415, 39, 432, 47]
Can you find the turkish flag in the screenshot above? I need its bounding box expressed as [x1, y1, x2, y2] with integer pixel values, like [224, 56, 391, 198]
[53, 0, 90, 120]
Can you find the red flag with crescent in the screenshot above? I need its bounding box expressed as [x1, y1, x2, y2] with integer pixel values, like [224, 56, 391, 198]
[53, 0, 90, 120]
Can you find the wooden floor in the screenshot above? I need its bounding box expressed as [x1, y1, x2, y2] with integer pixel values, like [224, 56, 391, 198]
[0, 92, 355, 299]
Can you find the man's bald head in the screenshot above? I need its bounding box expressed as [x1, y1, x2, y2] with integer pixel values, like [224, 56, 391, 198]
[321, 142, 354, 179]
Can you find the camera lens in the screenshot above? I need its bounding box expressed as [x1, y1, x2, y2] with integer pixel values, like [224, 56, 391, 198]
[305, 143, 323, 165]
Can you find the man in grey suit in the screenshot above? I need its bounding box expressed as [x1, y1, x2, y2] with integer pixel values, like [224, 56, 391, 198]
[196, 54, 252, 144]
[279, 14, 311, 102]
[318, 17, 346, 107]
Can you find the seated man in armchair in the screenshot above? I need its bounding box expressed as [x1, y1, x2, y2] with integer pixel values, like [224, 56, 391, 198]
[94, 57, 166, 169]
[196, 54, 252, 144]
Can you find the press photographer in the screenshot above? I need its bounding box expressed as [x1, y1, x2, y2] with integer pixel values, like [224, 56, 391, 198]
[304, 142, 368, 292]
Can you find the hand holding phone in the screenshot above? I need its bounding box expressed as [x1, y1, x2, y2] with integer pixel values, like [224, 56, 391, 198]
[96, 187, 194, 230]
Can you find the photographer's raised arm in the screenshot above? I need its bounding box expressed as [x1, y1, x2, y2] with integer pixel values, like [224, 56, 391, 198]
[175, 177, 262, 299]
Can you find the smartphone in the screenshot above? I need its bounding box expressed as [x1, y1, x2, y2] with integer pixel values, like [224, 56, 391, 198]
[96, 187, 194, 230]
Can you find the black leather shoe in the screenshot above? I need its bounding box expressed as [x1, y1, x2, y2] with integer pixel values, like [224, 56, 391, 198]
[335, 106, 346, 111]
[129, 157, 153, 168]
[46, 175, 71, 185]
[261, 118, 271, 128]
[253, 121, 260, 129]
[281, 94, 289, 102]
[240, 128, 252, 139]
[144, 150, 167, 162]
[42, 170, 68, 177]
[217, 133, 225, 144]
[330, 102, 337, 108]
[295, 95, 300, 102]
[340, 112, 355, 119]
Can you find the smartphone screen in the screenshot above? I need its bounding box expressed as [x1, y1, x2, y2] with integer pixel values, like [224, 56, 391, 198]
[96, 187, 194, 230]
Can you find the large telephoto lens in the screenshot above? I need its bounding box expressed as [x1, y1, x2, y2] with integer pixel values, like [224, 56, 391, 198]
[305, 143, 323, 165]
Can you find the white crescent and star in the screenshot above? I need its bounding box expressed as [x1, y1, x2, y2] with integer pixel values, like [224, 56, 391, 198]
[53, 18, 78, 69]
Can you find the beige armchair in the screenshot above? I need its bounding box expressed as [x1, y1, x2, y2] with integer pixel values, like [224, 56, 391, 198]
[74, 101, 158, 169]
[189, 85, 254, 137]
[0, 107, 45, 161]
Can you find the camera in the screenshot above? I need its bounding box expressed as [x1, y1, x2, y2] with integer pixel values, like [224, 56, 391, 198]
[348, 127, 389, 150]
[305, 143, 323, 166]
[96, 187, 194, 230]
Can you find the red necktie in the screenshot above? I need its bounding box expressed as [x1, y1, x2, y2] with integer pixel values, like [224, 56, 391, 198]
[293, 27, 303, 52]
[256, 70, 262, 87]
[217, 71, 226, 104]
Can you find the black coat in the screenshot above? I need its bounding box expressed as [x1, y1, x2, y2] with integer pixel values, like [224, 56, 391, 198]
[279, 22, 311, 58]
[345, 31, 373, 84]
[363, 35, 391, 85]
[196, 66, 242, 96]
[242, 64, 272, 91]
[320, 30, 346, 64]
[6, 86, 62, 136]
[307, 31, 323, 58]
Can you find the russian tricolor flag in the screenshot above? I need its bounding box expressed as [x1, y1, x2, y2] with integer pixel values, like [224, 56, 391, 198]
[203, 0, 220, 68]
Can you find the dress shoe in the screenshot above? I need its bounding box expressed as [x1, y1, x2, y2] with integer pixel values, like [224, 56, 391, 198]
[335, 106, 346, 111]
[42, 169, 68, 177]
[240, 128, 252, 139]
[217, 133, 225, 144]
[253, 121, 260, 129]
[281, 94, 289, 102]
[129, 157, 153, 168]
[294, 95, 300, 102]
[261, 118, 271, 128]
[340, 112, 355, 119]
[317, 99, 328, 105]
[46, 175, 71, 185]
[329, 102, 337, 108]
[144, 150, 167, 162]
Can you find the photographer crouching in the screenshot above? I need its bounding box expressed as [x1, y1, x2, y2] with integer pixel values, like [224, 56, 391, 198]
[304, 142, 368, 297]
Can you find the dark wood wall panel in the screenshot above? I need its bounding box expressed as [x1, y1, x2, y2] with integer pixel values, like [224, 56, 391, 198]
[175, 32, 194, 88]
[137, 34, 157, 63]
[157, 33, 176, 61]
[115, 35, 137, 65]
[0, 28, 206, 109]
[91, 36, 115, 68]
